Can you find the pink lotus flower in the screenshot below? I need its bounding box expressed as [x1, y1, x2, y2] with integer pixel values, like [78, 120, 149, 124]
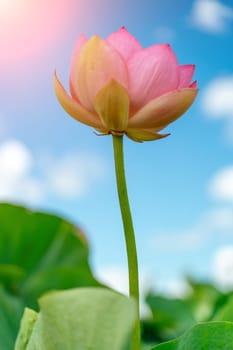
[54, 27, 197, 142]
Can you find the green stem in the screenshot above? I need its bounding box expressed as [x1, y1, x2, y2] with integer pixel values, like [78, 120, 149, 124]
[112, 134, 140, 350]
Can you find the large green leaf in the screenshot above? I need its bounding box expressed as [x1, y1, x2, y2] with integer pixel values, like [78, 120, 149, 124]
[214, 296, 233, 322]
[151, 322, 233, 350]
[185, 278, 233, 322]
[0, 203, 101, 349]
[0, 285, 25, 350]
[143, 278, 228, 343]
[15, 287, 136, 350]
[145, 295, 196, 341]
[14, 308, 38, 350]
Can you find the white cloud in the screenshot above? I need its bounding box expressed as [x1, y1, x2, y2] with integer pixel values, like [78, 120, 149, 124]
[151, 228, 204, 252]
[155, 277, 192, 298]
[201, 75, 233, 143]
[96, 266, 130, 294]
[202, 76, 233, 119]
[95, 265, 151, 318]
[95, 266, 194, 317]
[47, 153, 106, 199]
[190, 0, 233, 33]
[0, 140, 43, 203]
[212, 245, 233, 290]
[0, 139, 107, 205]
[0, 140, 32, 179]
[148, 207, 233, 252]
[208, 166, 233, 202]
[201, 207, 233, 231]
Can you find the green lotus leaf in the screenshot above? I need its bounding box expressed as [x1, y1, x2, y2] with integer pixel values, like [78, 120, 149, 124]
[15, 287, 136, 350]
[150, 321, 233, 350]
[0, 203, 101, 349]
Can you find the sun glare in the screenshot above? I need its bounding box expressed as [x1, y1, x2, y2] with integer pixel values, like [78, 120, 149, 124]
[0, 0, 14, 8]
[0, 0, 25, 15]
[0, 0, 73, 68]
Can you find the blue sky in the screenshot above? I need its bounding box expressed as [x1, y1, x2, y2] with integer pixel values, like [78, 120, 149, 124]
[1, 0, 233, 298]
